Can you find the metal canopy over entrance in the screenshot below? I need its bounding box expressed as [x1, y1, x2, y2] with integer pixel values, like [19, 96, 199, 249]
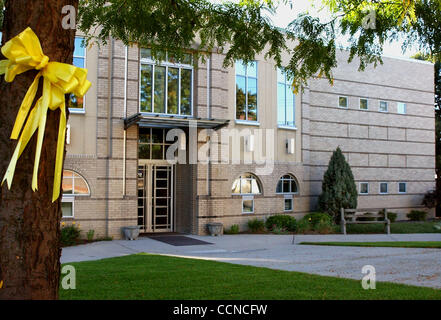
[124, 113, 230, 130]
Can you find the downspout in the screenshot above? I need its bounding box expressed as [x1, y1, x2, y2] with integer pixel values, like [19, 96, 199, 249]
[122, 45, 128, 197]
[105, 38, 114, 237]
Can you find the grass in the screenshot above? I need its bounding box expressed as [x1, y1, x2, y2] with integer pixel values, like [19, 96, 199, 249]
[342, 221, 441, 234]
[60, 253, 441, 300]
[300, 241, 441, 249]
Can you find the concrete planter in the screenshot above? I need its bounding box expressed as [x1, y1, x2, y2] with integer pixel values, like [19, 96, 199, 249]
[122, 226, 141, 240]
[207, 222, 223, 236]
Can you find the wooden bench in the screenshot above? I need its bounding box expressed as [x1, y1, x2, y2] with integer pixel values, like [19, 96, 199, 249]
[340, 208, 390, 235]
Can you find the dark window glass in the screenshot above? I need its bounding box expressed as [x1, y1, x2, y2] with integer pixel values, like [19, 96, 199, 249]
[181, 69, 192, 115]
[167, 67, 179, 114]
[236, 76, 246, 120]
[140, 64, 153, 112]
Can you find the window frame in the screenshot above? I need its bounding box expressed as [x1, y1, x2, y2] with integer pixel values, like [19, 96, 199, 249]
[242, 196, 255, 214]
[235, 60, 259, 123]
[284, 195, 294, 212]
[232, 173, 262, 196]
[379, 101, 389, 112]
[139, 50, 194, 116]
[62, 170, 91, 197]
[276, 174, 299, 195]
[61, 197, 75, 218]
[397, 102, 407, 114]
[359, 98, 369, 110]
[379, 182, 389, 194]
[69, 36, 87, 114]
[359, 182, 369, 195]
[398, 182, 407, 194]
[277, 68, 296, 128]
[338, 96, 348, 109]
[138, 128, 175, 160]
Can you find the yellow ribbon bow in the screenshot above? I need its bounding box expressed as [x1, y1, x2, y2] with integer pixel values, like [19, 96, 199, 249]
[0, 27, 91, 202]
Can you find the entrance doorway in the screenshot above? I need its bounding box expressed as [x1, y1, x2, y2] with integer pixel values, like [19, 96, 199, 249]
[138, 164, 174, 233]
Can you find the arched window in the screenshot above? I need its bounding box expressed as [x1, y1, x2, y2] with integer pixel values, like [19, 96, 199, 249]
[232, 173, 262, 195]
[276, 174, 298, 194]
[276, 174, 298, 212]
[62, 170, 90, 196]
[62, 170, 90, 218]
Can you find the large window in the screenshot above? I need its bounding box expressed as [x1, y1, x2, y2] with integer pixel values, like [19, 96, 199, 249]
[68, 37, 86, 112]
[236, 60, 258, 122]
[140, 49, 193, 115]
[277, 68, 295, 127]
[62, 170, 90, 218]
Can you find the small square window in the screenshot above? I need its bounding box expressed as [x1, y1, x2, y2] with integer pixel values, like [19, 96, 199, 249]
[359, 182, 369, 194]
[397, 102, 406, 114]
[61, 200, 74, 217]
[379, 101, 388, 112]
[398, 182, 407, 193]
[284, 198, 293, 211]
[360, 98, 368, 110]
[339, 96, 348, 108]
[380, 182, 388, 194]
[242, 196, 254, 213]
[284, 194, 294, 211]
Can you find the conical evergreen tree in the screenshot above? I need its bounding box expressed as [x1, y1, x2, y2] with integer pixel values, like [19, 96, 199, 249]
[318, 147, 358, 221]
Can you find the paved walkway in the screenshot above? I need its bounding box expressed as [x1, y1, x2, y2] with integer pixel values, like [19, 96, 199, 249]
[61, 233, 441, 289]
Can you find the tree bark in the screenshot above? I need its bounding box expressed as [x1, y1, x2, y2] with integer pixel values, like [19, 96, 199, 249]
[0, 0, 77, 299]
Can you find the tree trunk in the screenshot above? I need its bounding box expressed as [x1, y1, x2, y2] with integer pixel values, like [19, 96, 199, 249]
[0, 0, 78, 299]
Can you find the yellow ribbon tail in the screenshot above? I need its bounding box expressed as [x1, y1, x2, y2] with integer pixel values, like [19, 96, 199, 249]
[31, 77, 51, 191]
[10, 73, 41, 139]
[52, 103, 67, 202]
[1, 140, 22, 189]
[2, 99, 42, 189]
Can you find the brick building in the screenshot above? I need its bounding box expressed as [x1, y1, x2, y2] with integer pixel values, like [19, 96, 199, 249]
[61, 36, 436, 239]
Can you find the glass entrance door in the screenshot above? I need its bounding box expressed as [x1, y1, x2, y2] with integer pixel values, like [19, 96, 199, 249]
[138, 164, 174, 232]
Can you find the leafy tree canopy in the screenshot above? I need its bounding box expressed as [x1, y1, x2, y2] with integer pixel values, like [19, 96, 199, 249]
[2, 0, 440, 90]
[78, 0, 287, 68]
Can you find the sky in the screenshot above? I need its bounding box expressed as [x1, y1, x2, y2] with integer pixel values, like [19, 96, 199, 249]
[213, 0, 419, 58]
[270, 0, 418, 58]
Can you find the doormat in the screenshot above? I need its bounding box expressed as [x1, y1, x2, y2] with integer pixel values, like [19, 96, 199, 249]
[147, 235, 213, 246]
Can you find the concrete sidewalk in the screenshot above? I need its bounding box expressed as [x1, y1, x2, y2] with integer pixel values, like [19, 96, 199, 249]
[61, 233, 441, 289]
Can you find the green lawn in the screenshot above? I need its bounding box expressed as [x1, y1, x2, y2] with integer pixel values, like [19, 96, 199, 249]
[341, 221, 441, 234]
[60, 253, 441, 300]
[300, 241, 441, 249]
